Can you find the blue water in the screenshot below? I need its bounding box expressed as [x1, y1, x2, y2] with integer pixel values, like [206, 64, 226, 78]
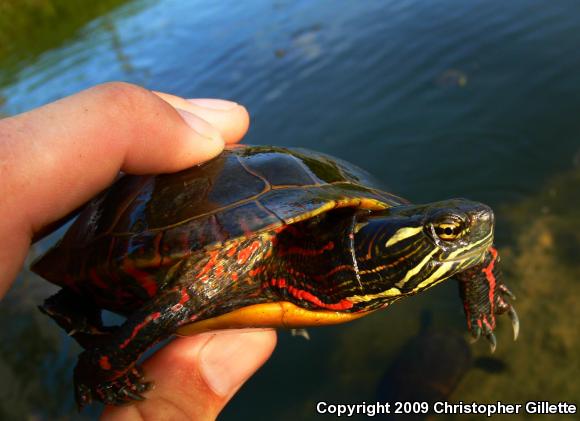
[1, 1, 579, 419]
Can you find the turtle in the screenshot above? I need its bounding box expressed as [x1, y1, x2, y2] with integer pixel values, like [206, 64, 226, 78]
[32, 145, 519, 407]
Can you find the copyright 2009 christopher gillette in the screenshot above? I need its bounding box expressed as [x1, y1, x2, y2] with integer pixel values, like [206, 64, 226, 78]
[315, 401, 577, 417]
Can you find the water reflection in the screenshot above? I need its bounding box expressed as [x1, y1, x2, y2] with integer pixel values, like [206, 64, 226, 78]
[102, 19, 135, 74]
[0, 0, 134, 88]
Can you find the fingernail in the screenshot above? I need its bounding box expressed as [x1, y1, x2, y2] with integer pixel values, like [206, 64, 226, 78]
[199, 330, 273, 397]
[187, 98, 239, 111]
[176, 109, 223, 142]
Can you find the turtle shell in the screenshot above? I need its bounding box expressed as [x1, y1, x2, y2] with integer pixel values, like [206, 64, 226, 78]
[33, 145, 407, 312]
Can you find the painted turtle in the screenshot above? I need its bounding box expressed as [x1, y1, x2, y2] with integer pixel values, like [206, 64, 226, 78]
[32, 145, 519, 407]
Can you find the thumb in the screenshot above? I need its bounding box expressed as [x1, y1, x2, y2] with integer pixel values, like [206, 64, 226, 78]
[101, 330, 277, 420]
[0, 82, 250, 296]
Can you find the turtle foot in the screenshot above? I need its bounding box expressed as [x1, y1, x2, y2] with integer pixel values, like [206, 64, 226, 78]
[40, 289, 117, 349]
[75, 363, 152, 409]
[457, 246, 519, 352]
[466, 287, 519, 350]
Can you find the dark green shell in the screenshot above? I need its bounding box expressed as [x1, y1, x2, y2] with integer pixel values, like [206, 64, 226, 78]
[34, 145, 407, 292]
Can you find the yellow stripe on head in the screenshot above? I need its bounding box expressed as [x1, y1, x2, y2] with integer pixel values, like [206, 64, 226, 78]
[394, 248, 438, 288]
[415, 261, 455, 291]
[446, 231, 493, 260]
[385, 226, 423, 247]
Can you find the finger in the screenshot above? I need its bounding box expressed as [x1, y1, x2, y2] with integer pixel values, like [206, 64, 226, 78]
[153, 92, 250, 144]
[0, 82, 248, 295]
[101, 330, 277, 420]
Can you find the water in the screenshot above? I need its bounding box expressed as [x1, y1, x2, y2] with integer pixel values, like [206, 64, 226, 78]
[1, 1, 579, 419]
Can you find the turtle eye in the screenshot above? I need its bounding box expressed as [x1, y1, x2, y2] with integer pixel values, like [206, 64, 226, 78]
[433, 221, 464, 241]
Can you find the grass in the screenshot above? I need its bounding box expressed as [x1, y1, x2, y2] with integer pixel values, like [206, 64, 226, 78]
[0, 0, 132, 85]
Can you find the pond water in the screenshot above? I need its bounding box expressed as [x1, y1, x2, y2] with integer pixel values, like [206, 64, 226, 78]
[1, 1, 579, 419]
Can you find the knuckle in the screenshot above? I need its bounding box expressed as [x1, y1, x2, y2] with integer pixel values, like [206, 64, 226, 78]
[91, 82, 157, 117]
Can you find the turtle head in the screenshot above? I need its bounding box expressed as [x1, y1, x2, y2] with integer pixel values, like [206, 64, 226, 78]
[420, 199, 494, 264]
[350, 199, 494, 307]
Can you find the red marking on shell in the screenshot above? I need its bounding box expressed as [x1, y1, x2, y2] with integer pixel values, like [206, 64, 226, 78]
[237, 240, 261, 264]
[171, 303, 183, 312]
[119, 312, 161, 349]
[231, 273, 239, 282]
[227, 246, 238, 257]
[481, 247, 498, 329]
[99, 356, 112, 370]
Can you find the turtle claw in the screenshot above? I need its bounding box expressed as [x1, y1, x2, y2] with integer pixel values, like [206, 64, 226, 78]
[469, 326, 482, 343]
[499, 284, 516, 301]
[119, 386, 146, 402]
[485, 331, 497, 353]
[291, 328, 311, 340]
[508, 307, 520, 340]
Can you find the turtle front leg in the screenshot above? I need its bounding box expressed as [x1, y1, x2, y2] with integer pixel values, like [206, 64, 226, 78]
[74, 286, 199, 408]
[456, 247, 519, 352]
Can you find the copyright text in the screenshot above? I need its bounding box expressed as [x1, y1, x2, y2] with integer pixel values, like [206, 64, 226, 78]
[315, 401, 577, 417]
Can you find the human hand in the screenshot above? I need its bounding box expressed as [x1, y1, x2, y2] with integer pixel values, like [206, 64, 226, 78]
[0, 82, 277, 419]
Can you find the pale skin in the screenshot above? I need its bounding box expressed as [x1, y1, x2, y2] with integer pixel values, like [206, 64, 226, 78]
[0, 82, 277, 420]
